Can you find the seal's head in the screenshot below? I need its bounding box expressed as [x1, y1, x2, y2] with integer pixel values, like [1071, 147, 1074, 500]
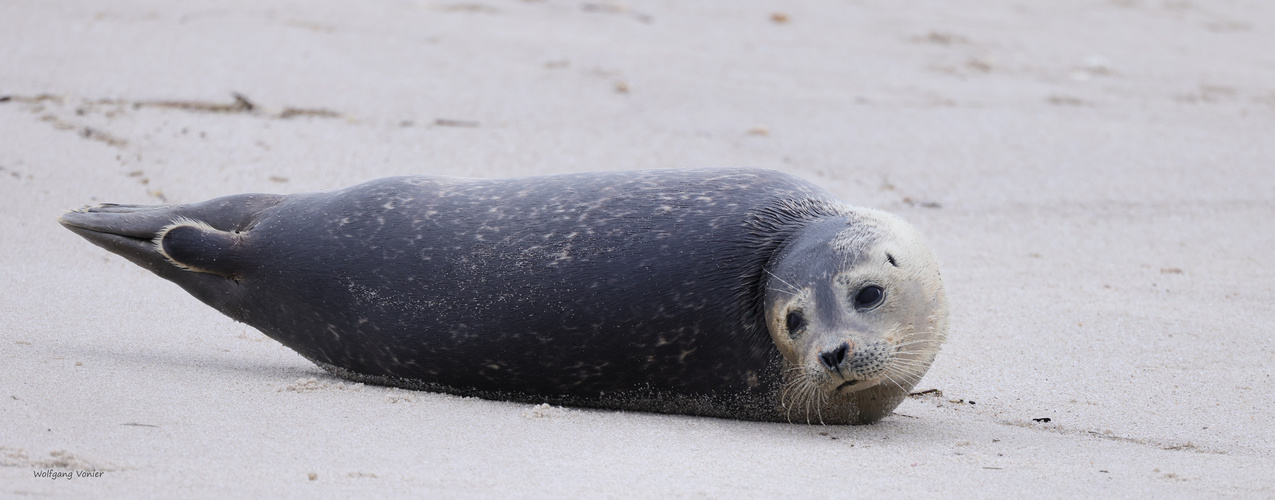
[764, 209, 949, 424]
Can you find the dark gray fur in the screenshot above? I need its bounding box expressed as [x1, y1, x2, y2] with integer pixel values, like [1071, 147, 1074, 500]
[60, 168, 860, 421]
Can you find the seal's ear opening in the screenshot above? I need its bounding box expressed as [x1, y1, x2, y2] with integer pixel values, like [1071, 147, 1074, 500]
[155, 218, 245, 279]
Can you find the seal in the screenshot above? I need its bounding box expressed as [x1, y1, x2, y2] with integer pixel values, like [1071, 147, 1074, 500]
[59, 168, 948, 424]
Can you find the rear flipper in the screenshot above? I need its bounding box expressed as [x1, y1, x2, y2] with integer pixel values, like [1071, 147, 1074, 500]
[58, 193, 283, 319]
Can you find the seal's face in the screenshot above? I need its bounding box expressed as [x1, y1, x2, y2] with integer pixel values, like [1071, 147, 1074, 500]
[764, 210, 948, 423]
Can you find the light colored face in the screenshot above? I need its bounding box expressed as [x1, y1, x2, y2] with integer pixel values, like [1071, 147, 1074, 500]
[764, 211, 948, 407]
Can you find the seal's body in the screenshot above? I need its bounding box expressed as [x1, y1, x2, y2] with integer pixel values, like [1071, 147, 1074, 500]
[60, 168, 948, 424]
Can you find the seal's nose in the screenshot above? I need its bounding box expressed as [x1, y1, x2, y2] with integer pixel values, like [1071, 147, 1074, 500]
[819, 342, 850, 370]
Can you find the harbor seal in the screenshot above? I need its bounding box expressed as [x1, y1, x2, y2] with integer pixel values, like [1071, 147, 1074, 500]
[59, 168, 948, 424]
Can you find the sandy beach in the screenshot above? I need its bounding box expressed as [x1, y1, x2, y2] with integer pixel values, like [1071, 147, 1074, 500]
[2, 0, 1273, 497]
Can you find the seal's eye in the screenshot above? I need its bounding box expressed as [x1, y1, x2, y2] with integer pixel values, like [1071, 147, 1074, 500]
[785, 311, 806, 335]
[854, 286, 885, 310]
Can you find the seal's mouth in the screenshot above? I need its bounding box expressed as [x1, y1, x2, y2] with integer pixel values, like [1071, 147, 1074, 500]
[836, 380, 860, 392]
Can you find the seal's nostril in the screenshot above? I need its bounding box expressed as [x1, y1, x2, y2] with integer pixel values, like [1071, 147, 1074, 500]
[820, 342, 850, 369]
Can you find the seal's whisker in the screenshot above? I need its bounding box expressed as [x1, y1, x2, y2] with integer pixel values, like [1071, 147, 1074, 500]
[887, 358, 932, 368]
[885, 364, 927, 380]
[893, 338, 943, 348]
[780, 375, 803, 413]
[882, 364, 923, 387]
[891, 349, 941, 361]
[885, 376, 910, 395]
[797, 378, 821, 426]
[895, 326, 941, 337]
[800, 381, 813, 425]
[891, 357, 939, 371]
[880, 374, 903, 393]
[893, 336, 943, 348]
[880, 365, 924, 386]
[763, 267, 801, 295]
[891, 365, 928, 376]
